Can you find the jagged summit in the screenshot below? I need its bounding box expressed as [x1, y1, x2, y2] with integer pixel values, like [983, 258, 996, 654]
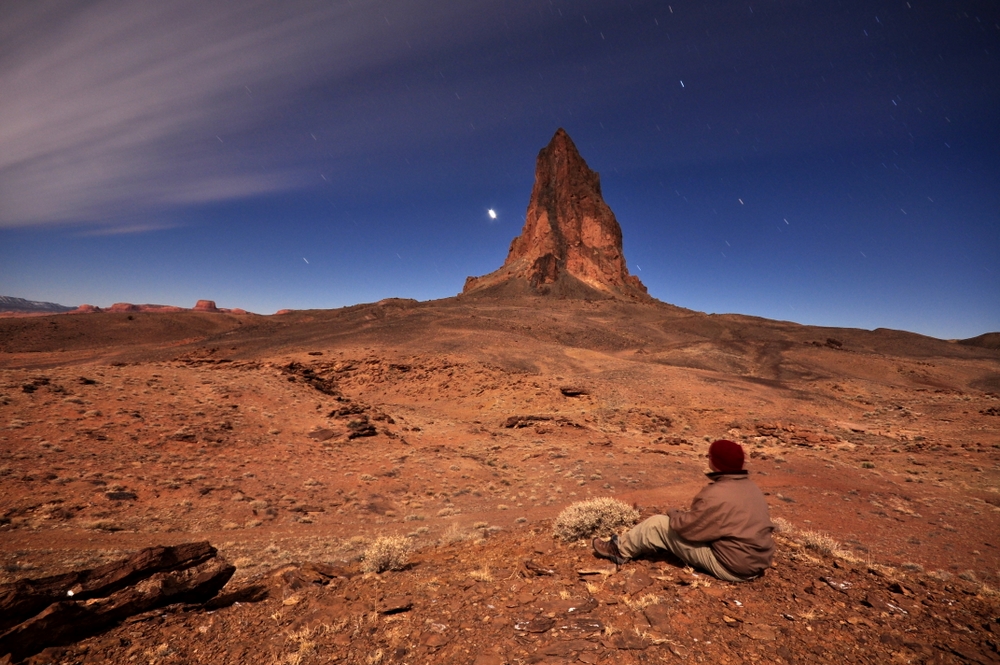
[462, 128, 648, 299]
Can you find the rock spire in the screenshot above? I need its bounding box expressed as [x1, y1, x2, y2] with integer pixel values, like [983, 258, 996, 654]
[462, 128, 648, 299]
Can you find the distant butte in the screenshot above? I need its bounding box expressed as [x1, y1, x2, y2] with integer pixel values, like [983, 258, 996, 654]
[462, 128, 649, 300]
[192, 300, 219, 313]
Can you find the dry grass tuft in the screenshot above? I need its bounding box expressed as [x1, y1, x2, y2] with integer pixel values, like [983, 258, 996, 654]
[552, 497, 640, 542]
[770, 516, 794, 533]
[282, 626, 319, 665]
[441, 523, 472, 544]
[799, 530, 844, 557]
[623, 593, 661, 610]
[361, 535, 410, 573]
[469, 565, 493, 582]
[776, 518, 864, 564]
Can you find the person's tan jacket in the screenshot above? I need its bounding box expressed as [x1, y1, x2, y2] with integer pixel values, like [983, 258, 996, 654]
[667, 471, 775, 576]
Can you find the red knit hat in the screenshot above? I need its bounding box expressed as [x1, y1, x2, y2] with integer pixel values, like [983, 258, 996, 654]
[709, 439, 745, 472]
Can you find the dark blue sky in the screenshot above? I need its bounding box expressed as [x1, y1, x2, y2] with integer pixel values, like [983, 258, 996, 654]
[1, 0, 997, 338]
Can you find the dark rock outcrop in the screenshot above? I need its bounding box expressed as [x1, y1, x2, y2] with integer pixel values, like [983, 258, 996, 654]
[463, 129, 648, 300]
[0, 542, 234, 662]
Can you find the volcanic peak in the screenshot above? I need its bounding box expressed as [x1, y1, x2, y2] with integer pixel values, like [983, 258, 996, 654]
[462, 128, 648, 300]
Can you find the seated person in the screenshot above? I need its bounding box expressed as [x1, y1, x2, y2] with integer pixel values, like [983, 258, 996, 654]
[592, 439, 774, 582]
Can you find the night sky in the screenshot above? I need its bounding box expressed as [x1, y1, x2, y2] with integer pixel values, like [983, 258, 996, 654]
[1, 1, 997, 339]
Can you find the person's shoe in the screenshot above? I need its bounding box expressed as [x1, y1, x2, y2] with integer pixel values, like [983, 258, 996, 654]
[592, 535, 627, 565]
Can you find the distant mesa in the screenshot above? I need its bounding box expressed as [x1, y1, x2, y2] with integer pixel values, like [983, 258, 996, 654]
[193, 300, 219, 313]
[462, 128, 648, 300]
[106, 303, 185, 313]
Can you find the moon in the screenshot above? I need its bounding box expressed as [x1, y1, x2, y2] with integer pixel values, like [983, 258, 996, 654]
[488, 209, 497, 219]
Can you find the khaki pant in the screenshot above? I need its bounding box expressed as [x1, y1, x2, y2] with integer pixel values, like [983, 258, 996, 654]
[618, 515, 752, 583]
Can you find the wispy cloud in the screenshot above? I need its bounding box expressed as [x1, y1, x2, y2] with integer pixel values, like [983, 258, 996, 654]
[0, 0, 477, 229]
[73, 221, 182, 237]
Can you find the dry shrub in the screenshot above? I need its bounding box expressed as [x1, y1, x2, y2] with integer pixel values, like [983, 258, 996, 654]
[82, 519, 122, 532]
[441, 523, 472, 544]
[361, 535, 410, 573]
[797, 527, 860, 563]
[770, 516, 794, 533]
[799, 530, 844, 557]
[552, 497, 639, 542]
[772, 517, 861, 563]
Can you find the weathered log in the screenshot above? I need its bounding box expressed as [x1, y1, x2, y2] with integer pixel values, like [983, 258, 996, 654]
[0, 541, 216, 634]
[0, 555, 234, 663]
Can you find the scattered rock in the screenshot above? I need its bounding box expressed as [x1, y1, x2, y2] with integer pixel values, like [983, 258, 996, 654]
[743, 624, 777, 641]
[420, 631, 450, 647]
[503, 415, 552, 428]
[306, 428, 338, 442]
[472, 654, 505, 665]
[514, 616, 554, 633]
[378, 595, 413, 614]
[521, 560, 556, 576]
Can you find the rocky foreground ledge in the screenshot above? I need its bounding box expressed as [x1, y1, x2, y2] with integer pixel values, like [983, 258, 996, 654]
[0, 543, 236, 663]
[2, 525, 997, 665]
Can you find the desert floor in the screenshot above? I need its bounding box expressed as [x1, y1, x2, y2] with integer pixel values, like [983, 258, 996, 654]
[1, 297, 998, 664]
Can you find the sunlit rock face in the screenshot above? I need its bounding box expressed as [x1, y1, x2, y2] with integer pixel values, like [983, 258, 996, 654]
[462, 128, 648, 300]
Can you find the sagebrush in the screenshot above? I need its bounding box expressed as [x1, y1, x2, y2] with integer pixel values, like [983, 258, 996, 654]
[361, 535, 410, 573]
[552, 497, 640, 542]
